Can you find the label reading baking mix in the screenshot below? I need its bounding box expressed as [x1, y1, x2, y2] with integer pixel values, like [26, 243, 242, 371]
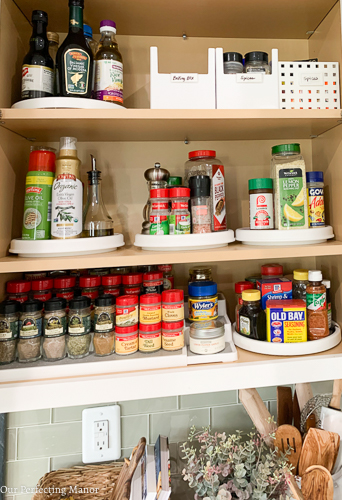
[266, 300, 307, 343]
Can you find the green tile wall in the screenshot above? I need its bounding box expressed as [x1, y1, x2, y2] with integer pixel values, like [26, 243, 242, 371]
[3, 381, 333, 500]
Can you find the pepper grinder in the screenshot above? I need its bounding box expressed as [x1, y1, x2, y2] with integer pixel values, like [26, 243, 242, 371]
[142, 162, 170, 234]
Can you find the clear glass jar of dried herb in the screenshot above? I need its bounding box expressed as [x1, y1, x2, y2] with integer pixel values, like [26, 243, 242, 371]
[18, 300, 43, 363]
[43, 297, 67, 361]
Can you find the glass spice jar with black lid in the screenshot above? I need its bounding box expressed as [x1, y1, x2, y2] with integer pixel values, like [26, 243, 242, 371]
[0, 300, 20, 365]
[43, 297, 67, 361]
[18, 300, 43, 362]
[238, 290, 266, 341]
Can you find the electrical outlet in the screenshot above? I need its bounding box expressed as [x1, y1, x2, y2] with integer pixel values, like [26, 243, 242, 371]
[82, 405, 121, 463]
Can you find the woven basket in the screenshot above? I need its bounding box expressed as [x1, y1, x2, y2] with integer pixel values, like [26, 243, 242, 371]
[32, 462, 124, 500]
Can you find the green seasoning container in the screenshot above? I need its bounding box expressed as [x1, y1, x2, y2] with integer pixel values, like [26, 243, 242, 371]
[22, 147, 56, 240]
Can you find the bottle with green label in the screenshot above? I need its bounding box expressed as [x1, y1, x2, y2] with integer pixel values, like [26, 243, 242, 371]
[22, 147, 56, 240]
[56, 0, 93, 98]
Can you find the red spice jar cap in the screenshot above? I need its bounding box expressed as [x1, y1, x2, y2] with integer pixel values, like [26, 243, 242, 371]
[116, 295, 139, 307]
[169, 187, 190, 198]
[235, 281, 255, 294]
[102, 274, 122, 286]
[79, 276, 101, 288]
[139, 322, 162, 333]
[28, 148, 56, 172]
[122, 273, 143, 285]
[115, 324, 138, 335]
[31, 278, 54, 291]
[7, 279, 31, 293]
[188, 150, 216, 159]
[143, 271, 163, 281]
[162, 320, 184, 330]
[150, 188, 169, 198]
[162, 289, 184, 302]
[158, 264, 172, 273]
[140, 293, 161, 305]
[261, 264, 283, 276]
[54, 276, 76, 289]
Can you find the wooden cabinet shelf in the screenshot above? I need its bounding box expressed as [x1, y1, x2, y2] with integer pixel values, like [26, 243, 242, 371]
[1, 109, 341, 142]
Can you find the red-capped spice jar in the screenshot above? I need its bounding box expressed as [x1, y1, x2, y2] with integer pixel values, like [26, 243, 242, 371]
[31, 278, 53, 302]
[261, 264, 283, 280]
[116, 295, 139, 327]
[158, 264, 174, 290]
[140, 294, 161, 325]
[115, 324, 138, 355]
[122, 273, 143, 296]
[143, 271, 164, 295]
[7, 280, 31, 303]
[79, 275, 101, 307]
[139, 322, 161, 353]
[25, 272, 47, 281]
[162, 290, 184, 322]
[102, 274, 121, 297]
[54, 276, 76, 303]
[235, 281, 255, 331]
[169, 187, 191, 235]
[162, 320, 184, 351]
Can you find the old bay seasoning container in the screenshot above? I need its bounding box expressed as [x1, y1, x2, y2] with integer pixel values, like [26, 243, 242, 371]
[249, 178, 274, 229]
[139, 322, 161, 353]
[188, 281, 218, 322]
[140, 294, 161, 325]
[162, 290, 184, 322]
[162, 320, 184, 351]
[115, 324, 138, 355]
[143, 272, 164, 295]
[116, 295, 138, 326]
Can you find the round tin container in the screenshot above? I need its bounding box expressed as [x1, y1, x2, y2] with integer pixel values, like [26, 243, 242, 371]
[189, 320, 225, 355]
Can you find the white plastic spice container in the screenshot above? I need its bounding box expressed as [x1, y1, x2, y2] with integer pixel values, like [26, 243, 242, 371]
[189, 320, 225, 355]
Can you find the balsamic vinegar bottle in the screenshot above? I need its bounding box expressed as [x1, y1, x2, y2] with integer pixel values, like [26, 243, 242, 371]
[21, 10, 54, 100]
[56, 0, 93, 98]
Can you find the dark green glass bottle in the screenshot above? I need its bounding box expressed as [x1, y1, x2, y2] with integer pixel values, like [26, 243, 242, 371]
[56, 0, 93, 98]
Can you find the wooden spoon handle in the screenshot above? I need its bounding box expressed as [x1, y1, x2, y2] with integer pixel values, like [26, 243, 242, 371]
[296, 383, 313, 412]
[288, 476, 305, 500]
[330, 379, 342, 410]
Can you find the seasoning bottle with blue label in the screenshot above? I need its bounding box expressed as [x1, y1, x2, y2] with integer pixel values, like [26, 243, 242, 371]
[188, 281, 218, 322]
[238, 290, 266, 341]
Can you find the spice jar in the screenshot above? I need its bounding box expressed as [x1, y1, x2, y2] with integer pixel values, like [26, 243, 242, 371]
[189, 175, 212, 234]
[18, 300, 43, 362]
[115, 324, 138, 355]
[169, 187, 191, 235]
[261, 264, 283, 280]
[143, 272, 164, 295]
[140, 294, 161, 325]
[0, 338, 17, 365]
[235, 282, 254, 331]
[157, 265, 174, 290]
[238, 290, 266, 341]
[68, 297, 92, 335]
[116, 295, 139, 326]
[122, 273, 143, 296]
[79, 275, 101, 307]
[162, 320, 184, 351]
[94, 295, 115, 332]
[43, 298, 67, 361]
[102, 274, 121, 297]
[139, 322, 161, 353]
[94, 331, 115, 356]
[188, 281, 218, 322]
[245, 276, 261, 285]
[110, 266, 130, 275]
[306, 171, 325, 227]
[322, 280, 333, 334]
[306, 270, 329, 341]
[7, 279, 31, 303]
[249, 178, 274, 230]
[188, 266, 212, 282]
[54, 275, 76, 304]
[162, 290, 184, 322]
[244, 52, 271, 74]
[31, 278, 54, 302]
[190, 320, 225, 355]
[0, 300, 20, 365]
[223, 52, 243, 74]
[149, 188, 170, 235]
[25, 271, 47, 281]
[293, 269, 309, 301]
[89, 268, 110, 276]
[67, 332, 91, 359]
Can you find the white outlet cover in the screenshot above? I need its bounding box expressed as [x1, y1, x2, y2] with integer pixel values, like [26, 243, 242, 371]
[82, 405, 121, 463]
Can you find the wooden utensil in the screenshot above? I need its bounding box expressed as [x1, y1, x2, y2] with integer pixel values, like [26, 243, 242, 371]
[296, 383, 314, 412]
[239, 388, 276, 448]
[277, 386, 293, 426]
[298, 427, 340, 476]
[321, 379, 342, 473]
[111, 437, 146, 500]
[287, 476, 305, 500]
[274, 424, 302, 474]
[293, 390, 301, 432]
[301, 465, 334, 500]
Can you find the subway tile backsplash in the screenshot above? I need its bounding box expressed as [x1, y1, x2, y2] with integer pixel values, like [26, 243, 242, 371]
[4, 381, 332, 499]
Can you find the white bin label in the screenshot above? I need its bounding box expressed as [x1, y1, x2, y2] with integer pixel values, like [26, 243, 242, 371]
[236, 74, 264, 83]
[170, 73, 198, 83]
[300, 73, 323, 86]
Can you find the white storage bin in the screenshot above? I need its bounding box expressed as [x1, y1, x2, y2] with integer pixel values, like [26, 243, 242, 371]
[279, 60, 340, 109]
[216, 48, 280, 109]
[150, 46, 216, 109]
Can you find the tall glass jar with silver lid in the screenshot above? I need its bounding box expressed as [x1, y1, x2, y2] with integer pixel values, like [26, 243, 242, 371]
[223, 52, 243, 74]
[244, 52, 271, 74]
[190, 320, 225, 355]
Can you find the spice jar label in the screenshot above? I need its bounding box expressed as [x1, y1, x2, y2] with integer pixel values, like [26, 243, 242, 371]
[277, 168, 306, 229]
[68, 313, 91, 334]
[162, 304, 184, 321]
[169, 214, 190, 235]
[212, 166, 227, 231]
[116, 306, 138, 327]
[0, 319, 18, 339]
[150, 216, 169, 235]
[140, 306, 161, 324]
[163, 276, 174, 290]
[19, 317, 42, 338]
[307, 292, 326, 311]
[139, 332, 161, 352]
[307, 187, 325, 227]
[250, 193, 274, 229]
[162, 330, 184, 351]
[115, 333, 138, 355]
[44, 316, 66, 337]
[95, 312, 114, 332]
